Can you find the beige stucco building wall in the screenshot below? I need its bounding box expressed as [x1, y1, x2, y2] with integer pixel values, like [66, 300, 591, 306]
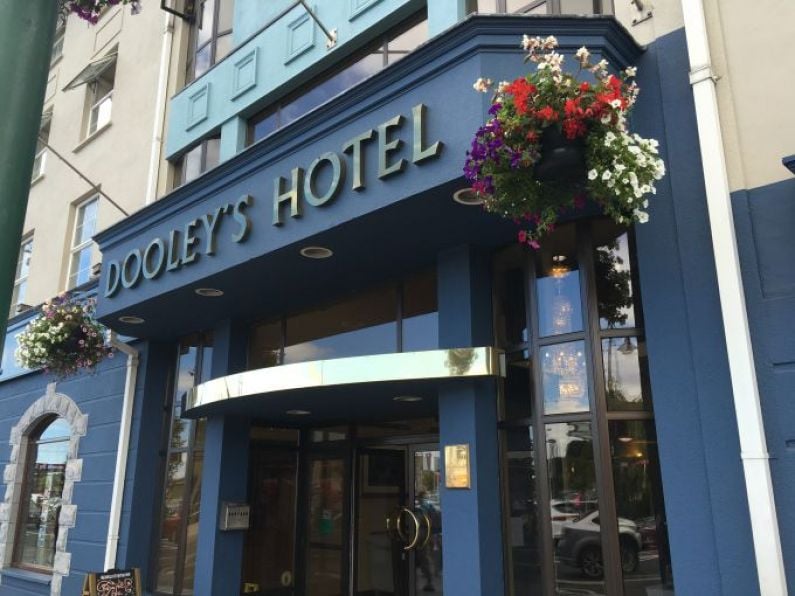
[18, 4, 182, 312]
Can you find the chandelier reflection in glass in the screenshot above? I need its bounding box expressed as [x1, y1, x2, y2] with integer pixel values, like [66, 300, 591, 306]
[543, 255, 587, 409]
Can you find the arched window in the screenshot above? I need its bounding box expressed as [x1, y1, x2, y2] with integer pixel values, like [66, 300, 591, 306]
[12, 416, 71, 572]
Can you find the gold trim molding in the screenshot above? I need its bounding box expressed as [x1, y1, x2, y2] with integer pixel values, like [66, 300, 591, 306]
[186, 347, 504, 413]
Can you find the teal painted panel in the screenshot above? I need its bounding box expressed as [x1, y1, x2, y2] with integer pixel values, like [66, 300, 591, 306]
[166, 0, 425, 159]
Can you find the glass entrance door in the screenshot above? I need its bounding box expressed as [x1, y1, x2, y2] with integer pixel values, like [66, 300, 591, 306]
[353, 445, 443, 596]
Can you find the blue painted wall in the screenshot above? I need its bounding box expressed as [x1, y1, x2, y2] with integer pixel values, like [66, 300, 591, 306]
[733, 176, 795, 593]
[0, 350, 139, 595]
[630, 27, 759, 595]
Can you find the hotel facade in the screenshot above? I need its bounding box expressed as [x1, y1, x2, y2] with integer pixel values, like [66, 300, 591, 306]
[0, 1, 793, 595]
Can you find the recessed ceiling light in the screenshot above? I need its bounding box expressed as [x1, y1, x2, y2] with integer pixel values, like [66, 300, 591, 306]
[552, 255, 567, 263]
[195, 287, 224, 297]
[453, 188, 485, 206]
[300, 246, 333, 259]
[393, 395, 423, 403]
[119, 315, 145, 324]
[286, 409, 311, 416]
[617, 436, 634, 443]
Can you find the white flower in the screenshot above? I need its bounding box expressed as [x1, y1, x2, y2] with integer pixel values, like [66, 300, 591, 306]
[625, 66, 637, 78]
[575, 46, 590, 64]
[601, 113, 611, 124]
[537, 62, 548, 71]
[521, 35, 536, 51]
[610, 99, 622, 109]
[588, 169, 598, 180]
[543, 35, 558, 49]
[497, 80, 511, 93]
[602, 170, 612, 181]
[473, 78, 492, 93]
[633, 209, 649, 223]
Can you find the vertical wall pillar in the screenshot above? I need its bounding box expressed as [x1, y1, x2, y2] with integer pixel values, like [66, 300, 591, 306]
[193, 319, 250, 596]
[428, 0, 473, 36]
[436, 246, 505, 596]
[220, 116, 247, 162]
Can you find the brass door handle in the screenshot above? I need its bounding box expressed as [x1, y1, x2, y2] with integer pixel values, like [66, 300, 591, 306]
[401, 507, 421, 551]
[418, 510, 432, 550]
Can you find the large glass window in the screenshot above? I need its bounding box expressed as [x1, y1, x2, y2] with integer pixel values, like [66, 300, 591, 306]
[153, 333, 212, 595]
[475, 0, 612, 14]
[32, 111, 51, 181]
[248, 12, 427, 145]
[248, 270, 437, 369]
[68, 197, 98, 289]
[13, 417, 70, 572]
[10, 237, 33, 316]
[496, 220, 673, 596]
[186, 0, 235, 83]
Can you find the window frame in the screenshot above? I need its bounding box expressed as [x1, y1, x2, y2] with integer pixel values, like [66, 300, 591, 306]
[50, 13, 66, 65]
[11, 415, 70, 574]
[172, 133, 221, 188]
[185, 0, 235, 85]
[10, 236, 33, 317]
[247, 9, 428, 146]
[477, 0, 613, 14]
[495, 219, 671, 596]
[150, 334, 213, 596]
[67, 196, 99, 290]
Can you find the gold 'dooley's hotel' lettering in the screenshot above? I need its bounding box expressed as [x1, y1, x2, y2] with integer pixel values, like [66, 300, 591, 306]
[104, 104, 442, 298]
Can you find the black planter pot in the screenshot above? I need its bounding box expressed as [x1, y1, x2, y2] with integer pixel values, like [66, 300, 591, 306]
[534, 126, 586, 186]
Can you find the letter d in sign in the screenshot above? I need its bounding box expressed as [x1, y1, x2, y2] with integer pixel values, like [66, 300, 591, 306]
[105, 261, 121, 297]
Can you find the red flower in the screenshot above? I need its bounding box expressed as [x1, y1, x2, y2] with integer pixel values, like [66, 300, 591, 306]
[518, 230, 528, 243]
[562, 118, 587, 139]
[579, 81, 591, 93]
[526, 130, 539, 142]
[506, 78, 537, 116]
[537, 106, 558, 122]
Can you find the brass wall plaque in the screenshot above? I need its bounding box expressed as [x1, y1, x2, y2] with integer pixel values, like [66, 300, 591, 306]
[444, 444, 471, 489]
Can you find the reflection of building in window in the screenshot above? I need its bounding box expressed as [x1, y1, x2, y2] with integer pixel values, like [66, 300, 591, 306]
[13, 417, 70, 571]
[68, 197, 99, 289]
[63, 49, 117, 138]
[10, 237, 33, 316]
[186, 0, 235, 83]
[474, 0, 613, 14]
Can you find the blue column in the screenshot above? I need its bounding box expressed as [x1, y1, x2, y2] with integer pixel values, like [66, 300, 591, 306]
[220, 116, 247, 162]
[193, 319, 250, 595]
[437, 245, 505, 596]
[428, 0, 471, 37]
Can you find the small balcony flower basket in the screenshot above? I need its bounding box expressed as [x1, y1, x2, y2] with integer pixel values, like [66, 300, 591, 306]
[61, 0, 141, 24]
[15, 294, 114, 377]
[464, 36, 666, 248]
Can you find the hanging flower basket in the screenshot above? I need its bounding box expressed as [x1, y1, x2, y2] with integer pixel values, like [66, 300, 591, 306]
[61, 0, 141, 24]
[464, 36, 666, 248]
[15, 294, 114, 377]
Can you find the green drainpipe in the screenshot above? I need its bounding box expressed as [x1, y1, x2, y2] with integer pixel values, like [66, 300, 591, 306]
[0, 1, 58, 341]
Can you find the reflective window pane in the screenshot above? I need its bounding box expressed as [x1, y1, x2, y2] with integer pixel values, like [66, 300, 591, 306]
[306, 458, 345, 595]
[156, 452, 188, 592]
[502, 427, 543, 593]
[284, 285, 397, 363]
[181, 451, 204, 595]
[603, 337, 650, 411]
[215, 32, 232, 63]
[560, 0, 599, 13]
[402, 270, 438, 352]
[14, 418, 69, 570]
[217, 0, 234, 32]
[496, 261, 528, 348]
[249, 320, 281, 369]
[609, 420, 674, 595]
[546, 422, 606, 594]
[386, 18, 428, 63]
[193, 44, 212, 80]
[593, 226, 636, 329]
[502, 356, 532, 421]
[197, 0, 215, 46]
[541, 341, 589, 414]
[182, 143, 203, 184]
[535, 225, 583, 337]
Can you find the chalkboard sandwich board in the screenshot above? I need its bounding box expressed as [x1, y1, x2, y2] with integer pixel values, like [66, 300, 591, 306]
[82, 568, 142, 596]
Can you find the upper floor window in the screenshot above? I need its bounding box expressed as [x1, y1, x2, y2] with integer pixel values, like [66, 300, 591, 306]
[51, 13, 66, 64]
[68, 197, 98, 289]
[476, 0, 612, 14]
[10, 237, 33, 317]
[12, 416, 71, 572]
[64, 49, 117, 139]
[248, 11, 428, 145]
[172, 133, 221, 188]
[187, 0, 235, 83]
[32, 110, 51, 181]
